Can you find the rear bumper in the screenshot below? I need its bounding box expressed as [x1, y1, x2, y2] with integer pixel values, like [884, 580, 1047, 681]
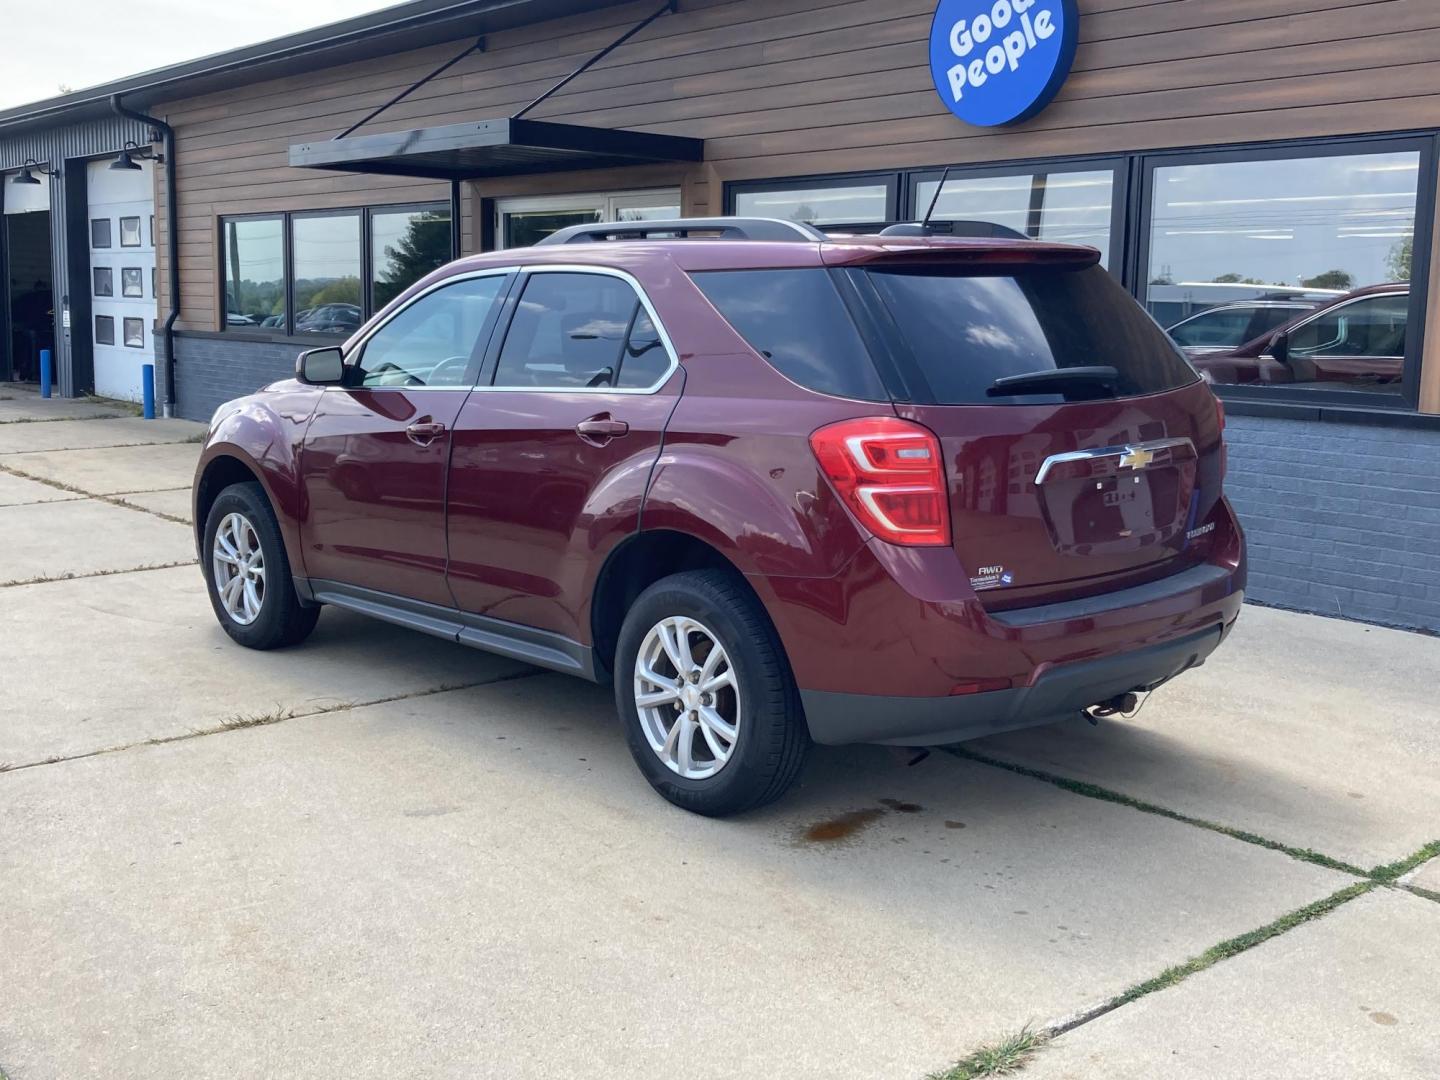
[801, 620, 1232, 746]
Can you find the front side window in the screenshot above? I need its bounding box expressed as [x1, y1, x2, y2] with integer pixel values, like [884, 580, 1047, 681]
[357, 275, 505, 388]
[914, 169, 1116, 265]
[1278, 294, 1409, 390]
[294, 213, 362, 336]
[222, 217, 285, 329]
[492, 273, 666, 390]
[868, 266, 1197, 405]
[1146, 149, 1419, 396]
[372, 207, 452, 311]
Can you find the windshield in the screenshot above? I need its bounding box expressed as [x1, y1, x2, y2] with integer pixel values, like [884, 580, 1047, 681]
[867, 266, 1199, 405]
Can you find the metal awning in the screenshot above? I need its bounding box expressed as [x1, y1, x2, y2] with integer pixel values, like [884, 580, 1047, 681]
[289, 117, 703, 181]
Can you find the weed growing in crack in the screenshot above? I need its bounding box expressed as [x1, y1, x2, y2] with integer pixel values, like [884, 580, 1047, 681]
[927, 1027, 1047, 1080]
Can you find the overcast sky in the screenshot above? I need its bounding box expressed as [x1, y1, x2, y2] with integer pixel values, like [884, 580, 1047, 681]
[0, 0, 400, 110]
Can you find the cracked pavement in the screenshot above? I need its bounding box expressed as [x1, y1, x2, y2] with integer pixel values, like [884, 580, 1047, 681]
[1, 386, 1436, 1080]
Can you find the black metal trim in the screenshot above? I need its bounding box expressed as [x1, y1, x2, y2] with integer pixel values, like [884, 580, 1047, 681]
[1220, 395, 1440, 432]
[335, 36, 485, 141]
[512, 0, 674, 120]
[308, 578, 598, 679]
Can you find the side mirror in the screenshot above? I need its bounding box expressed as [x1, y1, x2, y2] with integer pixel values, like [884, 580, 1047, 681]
[296, 346, 346, 386]
[1267, 332, 1290, 366]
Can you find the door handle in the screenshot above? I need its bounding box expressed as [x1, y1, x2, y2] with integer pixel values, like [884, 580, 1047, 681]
[575, 416, 629, 443]
[406, 421, 447, 446]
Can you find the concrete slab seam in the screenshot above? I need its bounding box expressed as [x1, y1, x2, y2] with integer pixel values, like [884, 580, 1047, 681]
[0, 461, 191, 526]
[0, 560, 196, 589]
[0, 668, 545, 774]
[944, 745, 1369, 878]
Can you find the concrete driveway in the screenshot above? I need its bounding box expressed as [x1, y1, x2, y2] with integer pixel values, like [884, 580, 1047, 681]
[2, 386, 1436, 1080]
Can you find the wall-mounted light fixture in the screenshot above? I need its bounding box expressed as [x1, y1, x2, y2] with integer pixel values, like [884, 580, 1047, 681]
[109, 140, 161, 171]
[11, 158, 57, 185]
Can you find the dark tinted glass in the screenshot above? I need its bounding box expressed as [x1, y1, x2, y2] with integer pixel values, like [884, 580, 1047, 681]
[616, 307, 672, 389]
[691, 269, 885, 401]
[867, 266, 1198, 405]
[493, 273, 640, 389]
[95, 315, 114, 345]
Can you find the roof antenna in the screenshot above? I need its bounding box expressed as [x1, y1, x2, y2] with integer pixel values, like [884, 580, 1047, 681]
[920, 166, 953, 232]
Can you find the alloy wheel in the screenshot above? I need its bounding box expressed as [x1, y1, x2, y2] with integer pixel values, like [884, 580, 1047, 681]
[212, 511, 266, 626]
[633, 615, 741, 780]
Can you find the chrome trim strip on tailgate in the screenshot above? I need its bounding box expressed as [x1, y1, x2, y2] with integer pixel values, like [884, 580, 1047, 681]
[987, 563, 1235, 629]
[1034, 437, 1196, 485]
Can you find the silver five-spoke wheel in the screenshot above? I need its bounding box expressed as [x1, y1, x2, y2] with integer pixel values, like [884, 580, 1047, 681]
[212, 511, 266, 626]
[634, 615, 740, 780]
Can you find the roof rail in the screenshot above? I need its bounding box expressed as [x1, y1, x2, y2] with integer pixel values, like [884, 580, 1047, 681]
[534, 216, 826, 246]
[880, 220, 1029, 241]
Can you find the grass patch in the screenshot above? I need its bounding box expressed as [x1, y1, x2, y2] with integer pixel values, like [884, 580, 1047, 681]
[1370, 839, 1440, 882]
[1110, 881, 1373, 1008]
[944, 746, 1367, 877]
[85, 393, 143, 417]
[928, 1028, 1047, 1080]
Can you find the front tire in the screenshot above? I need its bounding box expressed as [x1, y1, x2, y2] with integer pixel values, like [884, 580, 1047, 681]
[615, 569, 808, 816]
[202, 481, 319, 650]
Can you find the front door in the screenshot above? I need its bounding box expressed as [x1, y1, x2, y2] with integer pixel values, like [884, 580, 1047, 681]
[300, 271, 510, 607]
[496, 189, 681, 248]
[446, 267, 681, 642]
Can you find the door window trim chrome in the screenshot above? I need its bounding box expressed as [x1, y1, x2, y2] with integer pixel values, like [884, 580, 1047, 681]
[1035, 437, 1196, 485]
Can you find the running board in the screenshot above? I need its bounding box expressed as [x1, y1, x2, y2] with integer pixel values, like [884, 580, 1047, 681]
[305, 579, 599, 681]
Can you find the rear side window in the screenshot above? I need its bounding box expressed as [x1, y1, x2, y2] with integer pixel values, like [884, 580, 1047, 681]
[867, 266, 1198, 404]
[691, 269, 886, 401]
[493, 272, 671, 390]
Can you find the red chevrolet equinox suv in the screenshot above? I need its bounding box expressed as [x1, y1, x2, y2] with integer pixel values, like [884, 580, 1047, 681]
[193, 217, 1244, 816]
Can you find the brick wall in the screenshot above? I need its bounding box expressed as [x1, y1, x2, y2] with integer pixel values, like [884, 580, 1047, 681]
[174, 334, 305, 423]
[173, 337, 1440, 634]
[1225, 415, 1440, 633]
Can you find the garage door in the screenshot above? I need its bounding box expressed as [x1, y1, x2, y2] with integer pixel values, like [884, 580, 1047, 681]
[87, 158, 157, 401]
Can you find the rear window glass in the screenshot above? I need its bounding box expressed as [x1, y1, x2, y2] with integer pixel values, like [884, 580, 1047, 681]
[867, 266, 1198, 405]
[691, 269, 886, 401]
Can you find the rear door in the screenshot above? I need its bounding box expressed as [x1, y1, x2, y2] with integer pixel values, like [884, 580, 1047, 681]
[1282, 291, 1407, 389]
[854, 262, 1223, 607]
[445, 267, 682, 642]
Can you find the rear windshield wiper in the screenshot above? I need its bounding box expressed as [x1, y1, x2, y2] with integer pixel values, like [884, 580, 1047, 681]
[987, 366, 1120, 399]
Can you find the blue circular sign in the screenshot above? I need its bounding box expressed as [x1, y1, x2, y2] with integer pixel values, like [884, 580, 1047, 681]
[929, 0, 1080, 127]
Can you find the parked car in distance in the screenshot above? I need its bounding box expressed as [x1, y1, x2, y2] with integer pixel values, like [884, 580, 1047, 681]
[193, 217, 1245, 816]
[1191, 283, 1409, 391]
[1166, 296, 1329, 357]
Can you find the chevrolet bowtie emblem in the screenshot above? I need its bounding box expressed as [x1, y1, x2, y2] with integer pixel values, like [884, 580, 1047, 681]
[1118, 446, 1156, 471]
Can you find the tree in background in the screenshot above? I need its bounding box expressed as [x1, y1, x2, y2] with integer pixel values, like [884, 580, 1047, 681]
[1301, 269, 1354, 291]
[374, 212, 451, 309]
[1387, 236, 1414, 283]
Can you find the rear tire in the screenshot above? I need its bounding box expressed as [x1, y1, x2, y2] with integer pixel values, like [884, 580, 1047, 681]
[615, 569, 808, 816]
[202, 481, 319, 650]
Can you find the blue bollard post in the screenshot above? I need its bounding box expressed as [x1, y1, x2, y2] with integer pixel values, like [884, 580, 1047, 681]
[39, 349, 52, 398]
[142, 363, 156, 420]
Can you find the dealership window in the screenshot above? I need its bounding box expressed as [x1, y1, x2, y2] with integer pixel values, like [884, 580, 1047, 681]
[1144, 146, 1423, 399]
[912, 166, 1118, 266]
[220, 202, 450, 335]
[223, 216, 285, 329]
[732, 178, 895, 229]
[293, 211, 362, 336]
[372, 206, 452, 311]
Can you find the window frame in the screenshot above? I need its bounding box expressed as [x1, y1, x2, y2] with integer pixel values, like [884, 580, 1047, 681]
[474, 265, 681, 396]
[726, 131, 1440, 415]
[728, 171, 902, 232]
[1133, 134, 1437, 412]
[906, 157, 1128, 274]
[219, 200, 452, 338]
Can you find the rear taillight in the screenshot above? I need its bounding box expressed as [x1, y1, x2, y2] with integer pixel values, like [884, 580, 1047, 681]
[809, 417, 950, 547]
